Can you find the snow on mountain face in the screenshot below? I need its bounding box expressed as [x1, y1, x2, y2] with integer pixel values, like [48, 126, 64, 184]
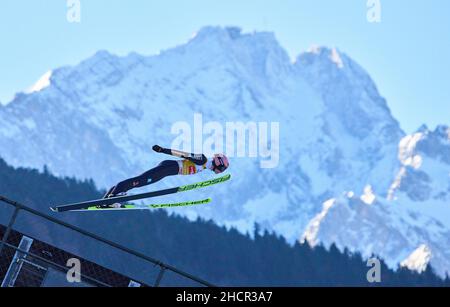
[401, 244, 432, 273]
[27, 71, 52, 94]
[296, 47, 404, 195]
[0, 26, 448, 276]
[303, 126, 450, 277]
[389, 126, 450, 223]
[302, 193, 450, 276]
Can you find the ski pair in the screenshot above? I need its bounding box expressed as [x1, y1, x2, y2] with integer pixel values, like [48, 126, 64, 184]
[50, 174, 231, 212]
[76, 198, 212, 212]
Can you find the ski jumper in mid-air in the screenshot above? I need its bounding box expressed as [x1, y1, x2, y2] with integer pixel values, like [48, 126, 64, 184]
[102, 145, 229, 208]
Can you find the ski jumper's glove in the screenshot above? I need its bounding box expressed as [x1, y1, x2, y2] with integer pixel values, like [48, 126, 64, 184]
[152, 145, 171, 155]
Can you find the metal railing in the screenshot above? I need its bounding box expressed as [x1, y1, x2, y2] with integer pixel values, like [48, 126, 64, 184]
[0, 239, 112, 287]
[0, 195, 214, 287]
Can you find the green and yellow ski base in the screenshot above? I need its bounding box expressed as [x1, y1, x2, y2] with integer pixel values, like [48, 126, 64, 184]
[81, 198, 212, 211]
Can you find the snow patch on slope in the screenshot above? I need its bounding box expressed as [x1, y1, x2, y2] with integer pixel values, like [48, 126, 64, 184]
[330, 48, 344, 69]
[302, 198, 336, 246]
[388, 132, 424, 200]
[401, 244, 432, 273]
[361, 185, 376, 205]
[398, 133, 424, 169]
[27, 71, 52, 93]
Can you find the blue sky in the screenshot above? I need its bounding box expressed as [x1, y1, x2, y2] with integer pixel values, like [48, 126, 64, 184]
[0, 0, 449, 133]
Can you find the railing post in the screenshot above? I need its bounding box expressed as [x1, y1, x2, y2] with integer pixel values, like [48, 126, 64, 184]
[154, 265, 166, 287]
[0, 207, 20, 256]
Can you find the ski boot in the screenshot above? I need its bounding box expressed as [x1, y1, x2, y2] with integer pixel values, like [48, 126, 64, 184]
[97, 192, 127, 209]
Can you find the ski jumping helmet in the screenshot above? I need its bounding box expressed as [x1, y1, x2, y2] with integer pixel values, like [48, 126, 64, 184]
[211, 154, 229, 173]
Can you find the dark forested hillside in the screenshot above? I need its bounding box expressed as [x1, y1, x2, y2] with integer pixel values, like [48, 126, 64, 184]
[0, 158, 448, 286]
[0, 159, 101, 208]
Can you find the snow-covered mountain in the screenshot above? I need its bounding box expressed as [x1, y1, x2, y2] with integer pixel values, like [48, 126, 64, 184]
[0, 26, 448, 277]
[302, 126, 450, 276]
